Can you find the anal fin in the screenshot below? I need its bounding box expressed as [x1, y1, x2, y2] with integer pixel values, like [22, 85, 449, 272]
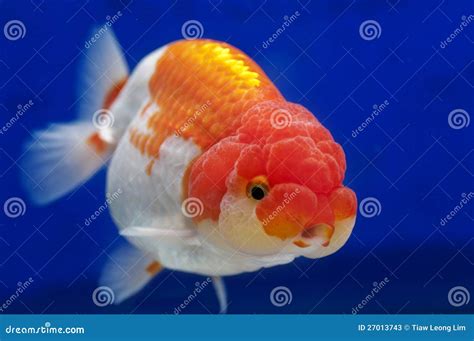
[99, 242, 163, 304]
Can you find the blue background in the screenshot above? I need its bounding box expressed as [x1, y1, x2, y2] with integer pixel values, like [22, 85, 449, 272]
[0, 0, 473, 314]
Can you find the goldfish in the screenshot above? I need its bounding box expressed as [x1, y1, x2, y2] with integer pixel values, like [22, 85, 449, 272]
[23, 30, 357, 313]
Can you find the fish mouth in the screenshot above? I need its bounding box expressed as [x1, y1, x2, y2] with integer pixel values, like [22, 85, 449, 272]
[291, 215, 357, 258]
[300, 223, 334, 247]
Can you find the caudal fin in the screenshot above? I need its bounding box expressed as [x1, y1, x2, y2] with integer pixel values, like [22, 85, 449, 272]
[21, 29, 128, 205]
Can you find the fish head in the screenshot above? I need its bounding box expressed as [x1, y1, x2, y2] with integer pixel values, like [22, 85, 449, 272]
[187, 100, 357, 260]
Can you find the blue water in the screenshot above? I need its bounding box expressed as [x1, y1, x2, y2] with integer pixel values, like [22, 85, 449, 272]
[0, 0, 473, 314]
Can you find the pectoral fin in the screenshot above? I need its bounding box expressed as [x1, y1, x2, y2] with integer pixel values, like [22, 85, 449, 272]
[212, 276, 228, 314]
[120, 226, 200, 246]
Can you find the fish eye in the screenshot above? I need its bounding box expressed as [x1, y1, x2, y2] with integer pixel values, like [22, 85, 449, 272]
[246, 178, 269, 201]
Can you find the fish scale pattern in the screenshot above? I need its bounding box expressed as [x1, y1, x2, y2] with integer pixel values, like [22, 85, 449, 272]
[129, 39, 282, 164]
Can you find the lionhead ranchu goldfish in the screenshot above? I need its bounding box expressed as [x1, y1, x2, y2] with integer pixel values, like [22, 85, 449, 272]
[23, 31, 357, 312]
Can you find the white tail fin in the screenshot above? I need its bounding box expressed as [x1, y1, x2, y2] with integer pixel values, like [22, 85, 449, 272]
[21, 29, 128, 205]
[22, 123, 114, 204]
[99, 242, 161, 305]
[78, 29, 128, 121]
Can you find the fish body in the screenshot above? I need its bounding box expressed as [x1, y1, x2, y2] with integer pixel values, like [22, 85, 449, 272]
[23, 32, 357, 308]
